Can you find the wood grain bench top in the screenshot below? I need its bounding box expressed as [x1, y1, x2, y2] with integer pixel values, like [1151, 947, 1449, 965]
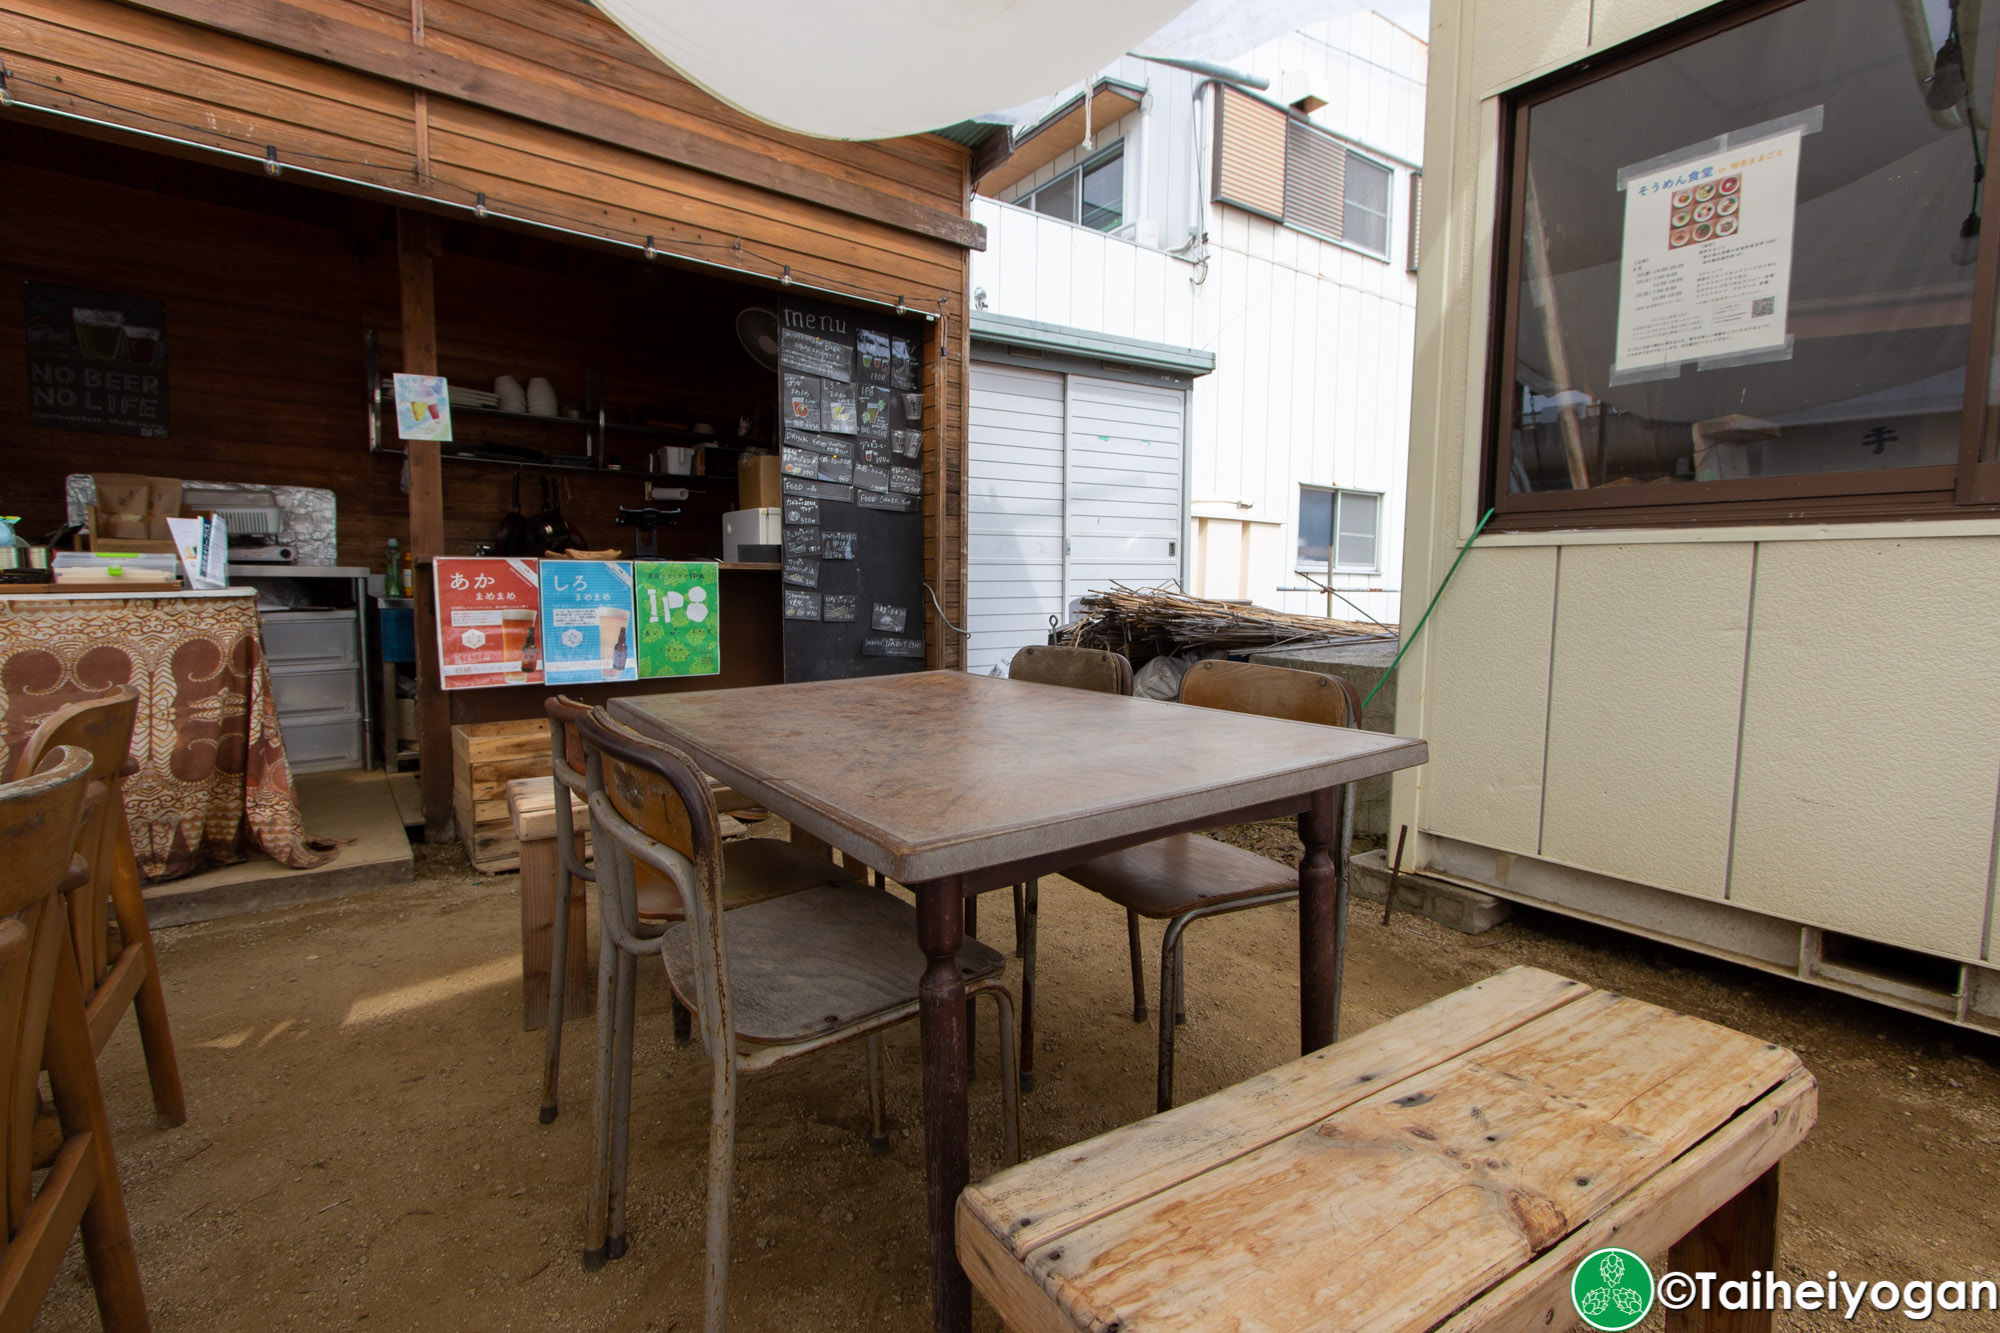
[957, 966, 1817, 1332]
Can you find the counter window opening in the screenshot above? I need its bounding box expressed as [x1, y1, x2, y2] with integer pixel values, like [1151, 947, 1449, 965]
[1298, 486, 1382, 573]
[1486, 0, 2000, 528]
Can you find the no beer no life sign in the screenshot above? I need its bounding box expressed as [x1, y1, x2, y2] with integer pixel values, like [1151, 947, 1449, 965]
[23, 282, 169, 437]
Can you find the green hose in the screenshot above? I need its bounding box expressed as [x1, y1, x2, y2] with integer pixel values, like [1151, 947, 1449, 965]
[1359, 506, 1495, 713]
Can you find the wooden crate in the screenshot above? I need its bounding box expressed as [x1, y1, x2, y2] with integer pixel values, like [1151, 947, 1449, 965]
[452, 719, 550, 873]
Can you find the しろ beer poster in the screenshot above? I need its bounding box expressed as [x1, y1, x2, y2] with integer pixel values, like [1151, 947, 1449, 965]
[539, 561, 637, 685]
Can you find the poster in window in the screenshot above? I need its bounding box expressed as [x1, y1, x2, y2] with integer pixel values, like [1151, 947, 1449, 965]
[1611, 126, 1804, 382]
[24, 282, 169, 437]
[539, 560, 636, 685]
[634, 561, 720, 678]
[435, 557, 542, 690]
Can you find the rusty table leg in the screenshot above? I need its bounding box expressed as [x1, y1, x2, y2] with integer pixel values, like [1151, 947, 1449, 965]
[1296, 785, 1346, 1054]
[916, 876, 972, 1333]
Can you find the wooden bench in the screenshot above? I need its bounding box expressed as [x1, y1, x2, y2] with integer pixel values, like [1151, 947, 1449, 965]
[958, 965, 1816, 1332]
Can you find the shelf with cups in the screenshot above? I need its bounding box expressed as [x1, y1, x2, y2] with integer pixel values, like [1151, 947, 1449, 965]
[363, 327, 767, 482]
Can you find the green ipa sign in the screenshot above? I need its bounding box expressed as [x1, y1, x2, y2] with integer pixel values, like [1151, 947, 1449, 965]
[635, 561, 720, 677]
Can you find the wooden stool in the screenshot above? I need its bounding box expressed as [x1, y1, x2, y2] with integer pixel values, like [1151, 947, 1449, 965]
[959, 965, 1817, 1332]
[508, 777, 593, 1031]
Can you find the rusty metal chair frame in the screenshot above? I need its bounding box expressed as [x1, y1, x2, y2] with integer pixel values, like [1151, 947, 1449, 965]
[14, 688, 185, 1129]
[1062, 659, 1361, 1112]
[578, 707, 1018, 1332]
[1002, 645, 1134, 1090]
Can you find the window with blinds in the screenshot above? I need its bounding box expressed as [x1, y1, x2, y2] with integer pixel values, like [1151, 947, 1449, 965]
[1212, 86, 1286, 218]
[1213, 86, 1397, 262]
[1283, 119, 1346, 242]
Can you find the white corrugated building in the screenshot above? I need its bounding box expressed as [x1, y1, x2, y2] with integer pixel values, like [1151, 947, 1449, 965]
[958, 11, 1428, 672]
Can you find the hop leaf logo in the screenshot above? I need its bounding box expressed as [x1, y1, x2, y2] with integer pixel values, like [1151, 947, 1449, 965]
[1571, 1248, 1653, 1331]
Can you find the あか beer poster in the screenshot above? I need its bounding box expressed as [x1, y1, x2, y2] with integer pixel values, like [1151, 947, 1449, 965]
[539, 561, 637, 685]
[435, 557, 542, 690]
[634, 562, 721, 678]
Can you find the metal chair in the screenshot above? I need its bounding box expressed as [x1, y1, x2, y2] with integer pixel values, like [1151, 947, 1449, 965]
[536, 699, 869, 1267]
[0, 746, 150, 1331]
[578, 706, 1019, 1332]
[1063, 659, 1362, 1112]
[1003, 646, 1133, 1090]
[14, 688, 186, 1128]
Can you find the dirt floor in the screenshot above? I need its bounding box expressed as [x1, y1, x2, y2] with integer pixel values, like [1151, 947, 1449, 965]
[40, 821, 2000, 1332]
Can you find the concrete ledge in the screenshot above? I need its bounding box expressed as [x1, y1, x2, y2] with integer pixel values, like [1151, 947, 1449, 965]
[147, 770, 415, 928]
[1349, 847, 1512, 935]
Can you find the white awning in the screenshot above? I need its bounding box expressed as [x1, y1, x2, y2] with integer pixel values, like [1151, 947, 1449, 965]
[590, 0, 1201, 141]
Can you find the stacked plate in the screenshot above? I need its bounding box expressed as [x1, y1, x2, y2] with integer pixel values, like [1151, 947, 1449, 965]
[526, 377, 559, 417]
[494, 376, 528, 414]
[449, 384, 500, 409]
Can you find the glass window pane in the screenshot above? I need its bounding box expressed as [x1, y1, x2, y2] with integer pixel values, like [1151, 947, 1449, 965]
[1505, 0, 1984, 497]
[1343, 158, 1392, 255]
[1297, 488, 1333, 566]
[1033, 172, 1077, 223]
[1081, 153, 1124, 231]
[1335, 492, 1380, 568]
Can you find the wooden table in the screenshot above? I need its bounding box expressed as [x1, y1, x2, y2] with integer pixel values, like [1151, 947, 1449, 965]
[610, 670, 1429, 1332]
[959, 965, 1817, 1331]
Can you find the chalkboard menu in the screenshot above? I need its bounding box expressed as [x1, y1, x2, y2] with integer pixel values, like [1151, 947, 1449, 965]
[23, 282, 169, 437]
[778, 296, 927, 682]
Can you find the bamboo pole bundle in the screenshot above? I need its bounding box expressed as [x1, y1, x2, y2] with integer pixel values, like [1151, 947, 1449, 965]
[1059, 584, 1396, 660]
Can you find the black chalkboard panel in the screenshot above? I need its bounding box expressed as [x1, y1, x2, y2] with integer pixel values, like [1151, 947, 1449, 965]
[779, 296, 928, 683]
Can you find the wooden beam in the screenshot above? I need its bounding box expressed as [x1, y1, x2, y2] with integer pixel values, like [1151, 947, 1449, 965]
[109, 0, 986, 251]
[397, 208, 452, 841]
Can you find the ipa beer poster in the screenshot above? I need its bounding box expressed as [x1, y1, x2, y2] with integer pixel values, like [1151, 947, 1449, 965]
[634, 562, 721, 678]
[1611, 128, 1802, 381]
[435, 557, 542, 690]
[539, 560, 636, 685]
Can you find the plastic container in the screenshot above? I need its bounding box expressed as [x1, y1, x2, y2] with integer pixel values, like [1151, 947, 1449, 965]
[268, 664, 362, 716]
[260, 610, 358, 665]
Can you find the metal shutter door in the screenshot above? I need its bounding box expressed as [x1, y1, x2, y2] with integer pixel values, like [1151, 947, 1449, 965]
[1065, 376, 1185, 610]
[967, 363, 1066, 673]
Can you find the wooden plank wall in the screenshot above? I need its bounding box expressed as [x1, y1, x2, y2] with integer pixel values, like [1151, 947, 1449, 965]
[0, 0, 973, 667]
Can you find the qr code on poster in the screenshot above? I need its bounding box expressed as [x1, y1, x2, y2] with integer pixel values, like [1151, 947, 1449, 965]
[1751, 297, 1776, 317]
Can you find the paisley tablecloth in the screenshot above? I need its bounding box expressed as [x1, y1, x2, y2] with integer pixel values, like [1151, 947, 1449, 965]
[0, 588, 334, 881]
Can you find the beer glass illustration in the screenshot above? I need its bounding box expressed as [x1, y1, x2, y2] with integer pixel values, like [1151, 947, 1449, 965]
[500, 609, 537, 683]
[72, 308, 125, 360]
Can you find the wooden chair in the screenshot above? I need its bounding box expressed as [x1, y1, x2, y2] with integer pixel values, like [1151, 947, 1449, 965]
[578, 707, 1020, 1331]
[1061, 659, 1362, 1112]
[1003, 646, 1133, 1091]
[0, 747, 151, 1332]
[13, 689, 186, 1128]
[960, 966, 1817, 1333]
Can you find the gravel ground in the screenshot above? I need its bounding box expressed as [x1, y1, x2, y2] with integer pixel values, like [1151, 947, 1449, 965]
[37, 825, 2000, 1331]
